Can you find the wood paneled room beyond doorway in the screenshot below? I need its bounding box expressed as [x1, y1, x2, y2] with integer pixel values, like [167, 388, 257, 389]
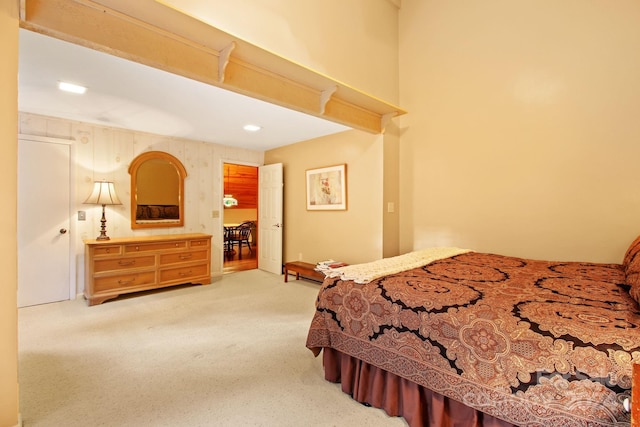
[223, 163, 258, 274]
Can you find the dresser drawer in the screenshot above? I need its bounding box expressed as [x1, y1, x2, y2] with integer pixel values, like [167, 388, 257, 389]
[160, 250, 208, 266]
[93, 245, 123, 256]
[159, 263, 209, 284]
[124, 241, 187, 253]
[94, 271, 156, 292]
[189, 239, 210, 248]
[93, 255, 156, 273]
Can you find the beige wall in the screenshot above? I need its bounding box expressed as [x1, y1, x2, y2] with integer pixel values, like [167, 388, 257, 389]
[1, 2, 19, 426]
[19, 112, 264, 289]
[382, 122, 400, 257]
[265, 130, 385, 265]
[162, 0, 400, 103]
[399, 1, 640, 263]
[223, 208, 256, 225]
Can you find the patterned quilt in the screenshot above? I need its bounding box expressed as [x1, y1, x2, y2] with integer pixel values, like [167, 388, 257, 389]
[306, 251, 640, 426]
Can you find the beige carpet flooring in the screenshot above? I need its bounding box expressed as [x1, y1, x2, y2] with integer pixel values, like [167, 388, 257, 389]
[18, 269, 407, 427]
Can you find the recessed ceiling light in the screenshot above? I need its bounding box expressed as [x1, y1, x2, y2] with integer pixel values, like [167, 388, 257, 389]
[243, 124, 262, 132]
[58, 81, 87, 94]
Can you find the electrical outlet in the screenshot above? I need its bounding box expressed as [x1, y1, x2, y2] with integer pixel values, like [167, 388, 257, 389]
[78, 210, 86, 221]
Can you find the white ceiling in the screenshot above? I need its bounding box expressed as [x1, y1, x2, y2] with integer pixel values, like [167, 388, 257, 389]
[18, 29, 351, 151]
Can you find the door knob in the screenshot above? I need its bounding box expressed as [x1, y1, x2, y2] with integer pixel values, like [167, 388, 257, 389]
[59, 228, 68, 234]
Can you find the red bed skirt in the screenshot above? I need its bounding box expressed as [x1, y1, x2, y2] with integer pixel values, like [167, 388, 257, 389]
[322, 347, 515, 427]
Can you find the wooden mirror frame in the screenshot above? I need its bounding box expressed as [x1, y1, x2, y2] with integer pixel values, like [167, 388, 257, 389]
[128, 151, 187, 229]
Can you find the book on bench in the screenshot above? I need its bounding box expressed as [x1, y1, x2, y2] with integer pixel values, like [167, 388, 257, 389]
[315, 260, 348, 273]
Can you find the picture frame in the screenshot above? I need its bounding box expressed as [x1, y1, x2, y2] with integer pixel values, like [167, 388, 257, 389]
[306, 164, 347, 211]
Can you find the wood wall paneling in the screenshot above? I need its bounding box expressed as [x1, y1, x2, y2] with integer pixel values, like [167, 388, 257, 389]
[224, 163, 258, 209]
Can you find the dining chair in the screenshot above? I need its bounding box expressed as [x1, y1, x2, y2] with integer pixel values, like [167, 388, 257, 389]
[227, 222, 253, 259]
[223, 226, 235, 255]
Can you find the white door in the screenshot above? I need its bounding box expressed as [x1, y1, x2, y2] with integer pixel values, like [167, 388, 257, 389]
[18, 137, 71, 307]
[258, 163, 283, 274]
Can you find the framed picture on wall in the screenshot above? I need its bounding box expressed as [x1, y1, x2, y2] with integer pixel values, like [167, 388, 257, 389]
[306, 164, 347, 210]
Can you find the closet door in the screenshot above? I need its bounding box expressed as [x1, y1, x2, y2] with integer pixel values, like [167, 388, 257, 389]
[18, 136, 71, 307]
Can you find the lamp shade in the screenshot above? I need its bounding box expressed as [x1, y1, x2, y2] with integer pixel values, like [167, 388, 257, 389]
[223, 195, 238, 207]
[83, 181, 122, 205]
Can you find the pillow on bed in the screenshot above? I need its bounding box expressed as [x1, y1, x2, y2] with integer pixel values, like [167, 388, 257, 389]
[628, 272, 640, 304]
[623, 235, 640, 304]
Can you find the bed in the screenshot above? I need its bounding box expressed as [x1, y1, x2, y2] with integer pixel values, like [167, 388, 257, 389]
[306, 238, 640, 426]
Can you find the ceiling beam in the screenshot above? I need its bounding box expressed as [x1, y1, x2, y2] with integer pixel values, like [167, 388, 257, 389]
[20, 0, 406, 135]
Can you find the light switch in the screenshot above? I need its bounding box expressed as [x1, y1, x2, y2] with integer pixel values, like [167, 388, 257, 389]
[387, 202, 395, 213]
[78, 210, 86, 221]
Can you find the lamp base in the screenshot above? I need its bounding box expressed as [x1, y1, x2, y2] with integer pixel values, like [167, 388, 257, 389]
[96, 204, 111, 241]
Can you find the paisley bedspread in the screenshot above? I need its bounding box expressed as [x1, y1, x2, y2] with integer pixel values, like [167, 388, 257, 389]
[306, 251, 640, 426]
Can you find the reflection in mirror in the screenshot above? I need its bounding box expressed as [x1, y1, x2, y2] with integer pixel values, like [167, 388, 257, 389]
[128, 151, 187, 229]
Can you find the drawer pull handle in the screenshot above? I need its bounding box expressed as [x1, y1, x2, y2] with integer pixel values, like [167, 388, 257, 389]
[179, 270, 193, 277]
[118, 278, 136, 285]
[118, 260, 136, 266]
[179, 254, 193, 260]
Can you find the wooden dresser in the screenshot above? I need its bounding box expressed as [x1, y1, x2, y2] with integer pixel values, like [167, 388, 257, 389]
[84, 233, 212, 306]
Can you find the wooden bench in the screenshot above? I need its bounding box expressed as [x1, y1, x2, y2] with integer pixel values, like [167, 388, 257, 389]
[283, 261, 325, 283]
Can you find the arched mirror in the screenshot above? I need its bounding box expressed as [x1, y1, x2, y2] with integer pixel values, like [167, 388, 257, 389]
[128, 151, 187, 229]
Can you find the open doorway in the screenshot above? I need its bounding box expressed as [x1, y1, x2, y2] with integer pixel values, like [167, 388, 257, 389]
[223, 163, 258, 273]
